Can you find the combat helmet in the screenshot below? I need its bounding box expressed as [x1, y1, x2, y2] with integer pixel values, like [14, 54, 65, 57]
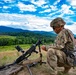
[50, 17, 66, 27]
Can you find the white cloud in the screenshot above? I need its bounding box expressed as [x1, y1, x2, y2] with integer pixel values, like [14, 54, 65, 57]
[0, 13, 52, 31]
[61, 4, 74, 14]
[49, 4, 74, 17]
[39, 5, 57, 13]
[39, 9, 51, 13]
[67, 0, 76, 8]
[50, 5, 58, 11]
[65, 23, 76, 34]
[64, 17, 74, 23]
[3, 6, 9, 9]
[23, 15, 52, 31]
[0, 13, 76, 34]
[17, 2, 36, 12]
[42, 5, 49, 9]
[54, 0, 61, 5]
[0, 20, 23, 26]
[0, 13, 28, 26]
[31, 0, 46, 7]
[0, 21, 11, 26]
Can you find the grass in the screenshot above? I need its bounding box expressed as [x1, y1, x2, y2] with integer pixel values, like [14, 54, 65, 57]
[0, 44, 31, 52]
[0, 44, 44, 65]
[0, 44, 32, 66]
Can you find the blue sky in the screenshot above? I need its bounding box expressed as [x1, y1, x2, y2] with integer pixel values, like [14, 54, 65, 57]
[0, 0, 76, 34]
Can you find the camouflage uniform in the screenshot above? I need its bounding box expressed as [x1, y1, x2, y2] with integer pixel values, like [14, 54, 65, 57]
[46, 17, 75, 75]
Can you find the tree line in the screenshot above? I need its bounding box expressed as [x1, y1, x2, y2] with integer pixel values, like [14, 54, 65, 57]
[0, 32, 55, 46]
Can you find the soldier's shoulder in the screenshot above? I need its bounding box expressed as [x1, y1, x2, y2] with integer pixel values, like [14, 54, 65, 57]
[63, 28, 74, 36]
[62, 28, 72, 33]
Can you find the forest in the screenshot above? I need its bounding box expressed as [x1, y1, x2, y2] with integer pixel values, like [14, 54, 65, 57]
[0, 31, 55, 46]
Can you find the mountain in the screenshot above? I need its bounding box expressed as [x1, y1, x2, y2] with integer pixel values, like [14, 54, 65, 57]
[33, 31, 56, 37]
[0, 26, 56, 37]
[0, 26, 76, 38]
[0, 26, 28, 32]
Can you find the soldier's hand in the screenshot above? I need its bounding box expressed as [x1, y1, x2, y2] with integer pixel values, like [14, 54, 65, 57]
[41, 45, 47, 51]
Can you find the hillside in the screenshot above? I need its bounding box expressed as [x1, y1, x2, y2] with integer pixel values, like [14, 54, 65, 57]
[0, 26, 56, 37]
[0, 26, 76, 37]
[0, 26, 25, 32]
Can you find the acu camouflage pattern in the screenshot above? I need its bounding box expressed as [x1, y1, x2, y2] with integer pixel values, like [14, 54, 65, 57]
[46, 28, 75, 75]
[54, 28, 74, 50]
[47, 28, 74, 50]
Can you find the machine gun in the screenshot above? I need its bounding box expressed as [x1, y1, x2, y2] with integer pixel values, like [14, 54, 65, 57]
[14, 39, 42, 64]
[0, 39, 44, 75]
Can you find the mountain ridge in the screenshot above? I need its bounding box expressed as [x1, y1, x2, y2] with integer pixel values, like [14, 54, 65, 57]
[0, 26, 56, 37]
[0, 26, 76, 37]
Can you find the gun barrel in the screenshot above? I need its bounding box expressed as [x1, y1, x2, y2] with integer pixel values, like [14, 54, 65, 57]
[15, 45, 25, 53]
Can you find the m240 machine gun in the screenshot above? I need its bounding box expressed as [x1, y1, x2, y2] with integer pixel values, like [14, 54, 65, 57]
[14, 39, 42, 64]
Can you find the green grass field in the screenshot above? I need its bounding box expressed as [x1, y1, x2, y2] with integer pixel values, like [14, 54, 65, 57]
[0, 44, 31, 52]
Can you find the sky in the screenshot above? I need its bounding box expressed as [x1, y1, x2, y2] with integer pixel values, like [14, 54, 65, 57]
[0, 0, 76, 34]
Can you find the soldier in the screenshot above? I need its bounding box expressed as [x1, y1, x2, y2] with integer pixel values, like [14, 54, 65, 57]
[41, 17, 75, 75]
